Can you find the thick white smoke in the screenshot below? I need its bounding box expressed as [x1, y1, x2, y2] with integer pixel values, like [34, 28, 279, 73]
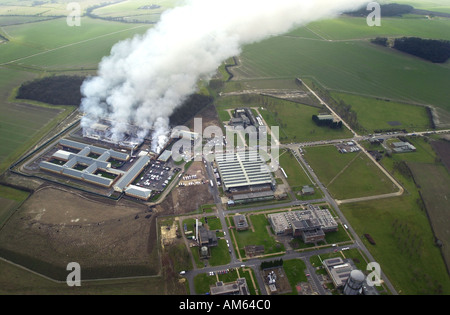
[80, 0, 368, 152]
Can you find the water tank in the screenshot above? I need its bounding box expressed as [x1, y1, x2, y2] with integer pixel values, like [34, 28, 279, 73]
[343, 270, 365, 295]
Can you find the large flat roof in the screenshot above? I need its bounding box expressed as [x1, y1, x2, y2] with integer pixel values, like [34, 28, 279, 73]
[125, 185, 152, 200]
[114, 155, 150, 192]
[215, 151, 274, 191]
[59, 139, 129, 161]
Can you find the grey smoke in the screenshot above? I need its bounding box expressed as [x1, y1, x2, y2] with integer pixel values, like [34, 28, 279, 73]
[80, 0, 368, 152]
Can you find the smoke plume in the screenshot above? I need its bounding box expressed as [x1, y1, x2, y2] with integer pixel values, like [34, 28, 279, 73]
[80, 0, 368, 152]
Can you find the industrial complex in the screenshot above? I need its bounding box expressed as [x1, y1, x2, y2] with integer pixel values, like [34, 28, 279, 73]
[215, 150, 276, 204]
[268, 205, 338, 243]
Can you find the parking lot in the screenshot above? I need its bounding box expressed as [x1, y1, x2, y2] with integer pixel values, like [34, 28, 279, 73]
[135, 161, 180, 192]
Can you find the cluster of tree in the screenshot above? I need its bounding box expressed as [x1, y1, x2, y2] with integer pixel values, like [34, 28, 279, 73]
[169, 94, 213, 127]
[312, 115, 343, 129]
[345, 3, 413, 17]
[16, 75, 86, 106]
[308, 82, 365, 133]
[371, 37, 389, 47]
[393, 37, 450, 63]
[260, 259, 283, 270]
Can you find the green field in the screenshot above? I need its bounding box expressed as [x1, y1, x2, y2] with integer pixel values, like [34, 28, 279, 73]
[91, 0, 178, 23]
[297, 15, 450, 41]
[393, 0, 450, 14]
[407, 162, 450, 273]
[0, 67, 74, 172]
[231, 15, 450, 116]
[330, 92, 432, 133]
[303, 145, 397, 200]
[341, 135, 450, 295]
[341, 194, 450, 295]
[279, 149, 314, 192]
[257, 98, 353, 143]
[0, 18, 151, 68]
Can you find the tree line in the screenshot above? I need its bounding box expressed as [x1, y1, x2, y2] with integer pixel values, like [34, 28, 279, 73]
[17, 75, 85, 106]
[393, 37, 450, 63]
[372, 36, 450, 63]
[345, 3, 413, 17]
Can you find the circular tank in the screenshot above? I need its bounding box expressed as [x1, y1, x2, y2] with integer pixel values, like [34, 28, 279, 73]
[343, 270, 365, 295]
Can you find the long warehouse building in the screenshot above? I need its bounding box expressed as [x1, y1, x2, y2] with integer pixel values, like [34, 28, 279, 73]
[215, 151, 275, 193]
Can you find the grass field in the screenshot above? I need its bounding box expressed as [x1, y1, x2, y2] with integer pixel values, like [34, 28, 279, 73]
[340, 135, 450, 295]
[341, 195, 450, 295]
[407, 162, 450, 272]
[330, 92, 432, 133]
[297, 15, 450, 41]
[303, 145, 397, 200]
[393, 0, 450, 14]
[256, 98, 353, 143]
[0, 259, 174, 295]
[91, 0, 178, 23]
[279, 149, 314, 192]
[0, 185, 30, 228]
[232, 15, 450, 115]
[0, 17, 151, 68]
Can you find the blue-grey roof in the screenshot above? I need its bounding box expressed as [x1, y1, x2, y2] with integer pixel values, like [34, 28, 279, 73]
[39, 161, 64, 173]
[59, 139, 129, 161]
[114, 155, 150, 192]
[78, 147, 91, 157]
[62, 168, 83, 179]
[83, 173, 113, 187]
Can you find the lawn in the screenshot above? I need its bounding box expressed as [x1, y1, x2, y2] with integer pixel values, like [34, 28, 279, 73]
[230, 213, 285, 258]
[282, 259, 307, 295]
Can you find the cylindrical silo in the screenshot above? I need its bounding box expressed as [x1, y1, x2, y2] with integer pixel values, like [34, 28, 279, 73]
[343, 270, 365, 295]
